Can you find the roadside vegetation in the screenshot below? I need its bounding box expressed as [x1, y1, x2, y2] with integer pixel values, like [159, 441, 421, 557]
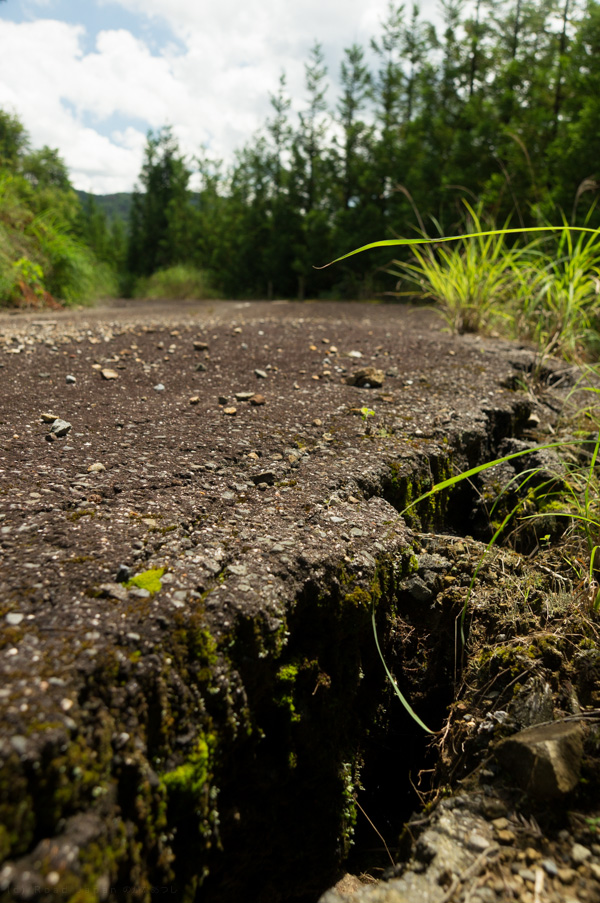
[0, 111, 120, 307]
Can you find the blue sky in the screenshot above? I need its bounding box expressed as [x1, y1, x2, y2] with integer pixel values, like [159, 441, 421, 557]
[0, 0, 444, 194]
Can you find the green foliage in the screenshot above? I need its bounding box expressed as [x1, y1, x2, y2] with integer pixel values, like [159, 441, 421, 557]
[0, 110, 119, 307]
[133, 265, 221, 301]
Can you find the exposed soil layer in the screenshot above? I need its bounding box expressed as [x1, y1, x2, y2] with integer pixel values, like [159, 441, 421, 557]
[0, 300, 597, 903]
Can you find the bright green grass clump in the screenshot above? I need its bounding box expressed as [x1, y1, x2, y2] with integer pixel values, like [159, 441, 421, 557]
[125, 567, 165, 594]
[133, 264, 221, 301]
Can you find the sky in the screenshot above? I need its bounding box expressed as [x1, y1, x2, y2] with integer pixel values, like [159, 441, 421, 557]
[0, 0, 444, 195]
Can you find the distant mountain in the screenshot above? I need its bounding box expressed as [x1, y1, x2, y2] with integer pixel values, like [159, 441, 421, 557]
[76, 190, 132, 223]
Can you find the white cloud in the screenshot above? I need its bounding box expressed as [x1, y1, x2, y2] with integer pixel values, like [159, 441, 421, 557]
[0, 1, 446, 193]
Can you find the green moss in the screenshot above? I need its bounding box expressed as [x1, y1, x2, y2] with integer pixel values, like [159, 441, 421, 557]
[162, 737, 210, 796]
[125, 567, 165, 594]
[275, 664, 301, 723]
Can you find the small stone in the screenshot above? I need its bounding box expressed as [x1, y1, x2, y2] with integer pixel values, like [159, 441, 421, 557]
[557, 868, 578, 883]
[541, 859, 558, 877]
[189, 396, 200, 405]
[492, 817, 509, 831]
[99, 583, 128, 602]
[223, 407, 237, 416]
[88, 462, 105, 473]
[518, 869, 537, 883]
[66, 374, 76, 384]
[250, 394, 266, 405]
[10, 735, 27, 755]
[154, 383, 165, 392]
[251, 471, 276, 485]
[313, 418, 322, 427]
[468, 833, 490, 852]
[46, 872, 60, 887]
[348, 350, 363, 358]
[60, 698, 74, 712]
[101, 368, 119, 380]
[195, 362, 207, 372]
[5, 613, 24, 626]
[347, 367, 385, 388]
[50, 419, 72, 437]
[235, 392, 255, 401]
[129, 587, 150, 599]
[40, 412, 58, 423]
[571, 843, 592, 865]
[116, 565, 132, 583]
[497, 830, 517, 844]
[45, 433, 56, 443]
[254, 369, 268, 379]
[193, 341, 209, 350]
[495, 721, 584, 799]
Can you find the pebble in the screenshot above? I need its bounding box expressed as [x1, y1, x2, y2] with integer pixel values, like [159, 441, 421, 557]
[116, 565, 132, 583]
[195, 362, 207, 372]
[189, 396, 200, 405]
[100, 583, 128, 602]
[154, 384, 165, 392]
[250, 394, 266, 405]
[129, 587, 150, 599]
[50, 419, 72, 437]
[101, 368, 119, 380]
[193, 341, 209, 350]
[235, 392, 255, 401]
[571, 843, 592, 864]
[254, 369, 268, 379]
[87, 462, 105, 473]
[66, 374, 76, 384]
[5, 613, 24, 626]
[541, 858, 558, 877]
[40, 412, 58, 423]
[223, 407, 237, 416]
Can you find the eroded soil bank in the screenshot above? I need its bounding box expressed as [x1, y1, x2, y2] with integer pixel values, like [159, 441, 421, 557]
[0, 300, 598, 903]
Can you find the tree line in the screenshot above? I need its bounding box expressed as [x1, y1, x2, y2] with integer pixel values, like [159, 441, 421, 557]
[120, 0, 600, 301]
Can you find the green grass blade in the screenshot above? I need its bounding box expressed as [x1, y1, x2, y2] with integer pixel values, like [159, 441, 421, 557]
[315, 226, 600, 270]
[399, 440, 585, 517]
[371, 606, 433, 734]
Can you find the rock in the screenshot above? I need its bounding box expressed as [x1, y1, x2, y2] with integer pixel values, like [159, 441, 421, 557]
[571, 843, 592, 865]
[40, 413, 58, 423]
[218, 396, 229, 405]
[5, 613, 24, 626]
[250, 394, 266, 405]
[66, 374, 76, 384]
[512, 677, 554, 727]
[347, 350, 363, 358]
[154, 383, 165, 392]
[251, 471, 276, 485]
[193, 341, 209, 350]
[99, 583, 128, 602]
[235, 392, 255, 401]
[87, 463, 105, 473]
[101, 369, 119, 380]
[495, 721, 584, 799]
[195, 362, 207, 372]
[223, 407, 237, 416]
[254, 369, 268, 379]
[346, 367, 385, 388]
[189, 396, 200, 405]
[116, 565, 132, 583]
[50, 419, 72, 437]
